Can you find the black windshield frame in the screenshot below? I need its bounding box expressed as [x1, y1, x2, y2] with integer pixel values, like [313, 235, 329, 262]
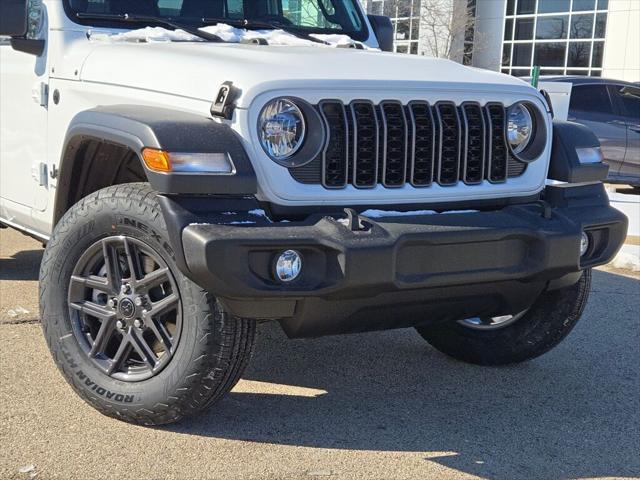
[62, 0, 370, 42]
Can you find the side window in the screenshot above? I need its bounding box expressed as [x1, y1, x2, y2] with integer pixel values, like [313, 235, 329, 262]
[569, 84, 613, 114]
[611, 85, 640, 120]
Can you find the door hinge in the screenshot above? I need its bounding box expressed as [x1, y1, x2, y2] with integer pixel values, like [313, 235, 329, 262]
[32, 82, 49, 107]
[31, 162, 48, 187]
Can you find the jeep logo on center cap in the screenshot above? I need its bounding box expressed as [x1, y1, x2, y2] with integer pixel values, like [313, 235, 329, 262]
[119, 298, 136, 319]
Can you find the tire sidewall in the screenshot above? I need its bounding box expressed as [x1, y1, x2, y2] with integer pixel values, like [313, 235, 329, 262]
[417, 270, 592, 365]
[41, 189, 207, 418]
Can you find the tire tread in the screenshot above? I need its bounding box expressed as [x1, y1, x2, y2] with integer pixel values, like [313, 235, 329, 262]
[40, 183, 255, 425]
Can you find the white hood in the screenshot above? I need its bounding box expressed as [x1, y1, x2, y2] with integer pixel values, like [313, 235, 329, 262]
[78, 40, 535, 108]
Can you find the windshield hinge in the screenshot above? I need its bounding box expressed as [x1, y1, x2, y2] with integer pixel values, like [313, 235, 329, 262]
[211, 81, 239, 120]
[337, 42, 365, 50]
[241, 38, 268, 46]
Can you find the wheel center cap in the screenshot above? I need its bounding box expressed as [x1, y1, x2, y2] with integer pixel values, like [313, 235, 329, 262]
[119, 298, 136, 319]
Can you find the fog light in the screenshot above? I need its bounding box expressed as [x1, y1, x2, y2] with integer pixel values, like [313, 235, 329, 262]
[580, 231, 590, 257]
[275, 250, 302, 283]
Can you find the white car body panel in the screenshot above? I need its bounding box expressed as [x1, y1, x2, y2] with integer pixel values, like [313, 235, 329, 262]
[0, 0, 552, 237]
[538, 81, 573, 122]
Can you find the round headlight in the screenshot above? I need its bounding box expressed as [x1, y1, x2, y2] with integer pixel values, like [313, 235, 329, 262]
[507, 103, 534, 155]
[259, 98, 306, 162]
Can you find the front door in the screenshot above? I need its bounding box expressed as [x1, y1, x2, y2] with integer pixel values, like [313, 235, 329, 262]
[0, 31, 49, 224]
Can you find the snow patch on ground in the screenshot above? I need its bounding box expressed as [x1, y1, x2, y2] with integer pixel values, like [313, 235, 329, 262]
[247, 209, 269, 217]
[606, 187, 639, 238]
[611, 244, 640, 272]
[98, 24, 372, 49]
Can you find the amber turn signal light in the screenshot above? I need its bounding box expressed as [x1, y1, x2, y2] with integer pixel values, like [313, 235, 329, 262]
[141, 149, 235, 174]
[141, 148, 172, 172]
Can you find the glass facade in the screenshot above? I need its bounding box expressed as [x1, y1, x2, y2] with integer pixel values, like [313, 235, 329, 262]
[363, 0, 477, 58]
[502, 0, 608, 77]
[367, 0, 421, 54]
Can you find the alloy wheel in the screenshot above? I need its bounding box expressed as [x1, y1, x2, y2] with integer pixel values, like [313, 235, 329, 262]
[68, 236, 182, 382]
[457, 311, 528, 330]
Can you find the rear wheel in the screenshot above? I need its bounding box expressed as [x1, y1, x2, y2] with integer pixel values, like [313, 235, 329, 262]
[40, 183, 255, 425]
[416, 270, 592, 365]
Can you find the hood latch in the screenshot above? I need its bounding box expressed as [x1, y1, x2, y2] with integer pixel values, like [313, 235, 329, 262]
[211, 81, 239, 120]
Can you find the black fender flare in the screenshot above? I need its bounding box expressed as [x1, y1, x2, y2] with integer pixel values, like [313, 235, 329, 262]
[58, 105, 257, 195]
[548, 120, 609, 183]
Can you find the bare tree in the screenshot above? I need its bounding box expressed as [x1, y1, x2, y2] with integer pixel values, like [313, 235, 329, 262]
[362, 0, 483, 61]
[418, 0, 482, 61]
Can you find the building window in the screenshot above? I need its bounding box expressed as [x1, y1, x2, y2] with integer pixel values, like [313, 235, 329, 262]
[536, 16, 568, 39]
[515, 17, 534, 40]
[462, 0, 477, 65]
[538, 0, 570, 14]
[517, 0, 536, 15]
[362, 0, 477, 59]
[502, 0, 608, 77]
[364, 0, 421, 55]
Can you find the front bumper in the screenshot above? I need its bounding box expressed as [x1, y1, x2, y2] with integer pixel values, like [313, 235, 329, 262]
[159, 183, 627, 338]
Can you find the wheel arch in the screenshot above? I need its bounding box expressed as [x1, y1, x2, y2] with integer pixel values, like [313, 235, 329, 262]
[53, 105, 257, 226]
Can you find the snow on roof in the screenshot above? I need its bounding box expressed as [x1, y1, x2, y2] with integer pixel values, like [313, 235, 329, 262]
[96, 24, 374, 49]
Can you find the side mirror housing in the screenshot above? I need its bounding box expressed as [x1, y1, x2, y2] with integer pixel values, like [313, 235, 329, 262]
[0, 0, 28, 36]
[0, 0, 45, 56]
[367, 15, 394, 52]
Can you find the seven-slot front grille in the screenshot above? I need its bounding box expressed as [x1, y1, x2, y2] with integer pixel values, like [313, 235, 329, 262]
[292, 100, 526, 189]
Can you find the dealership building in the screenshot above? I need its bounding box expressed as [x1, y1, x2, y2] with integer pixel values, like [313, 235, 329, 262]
[361, 0, 639, 82]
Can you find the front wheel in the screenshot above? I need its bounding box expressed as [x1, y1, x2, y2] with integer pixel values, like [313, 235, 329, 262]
[415, 270, 592, 365]
[40, 183, 255, 425]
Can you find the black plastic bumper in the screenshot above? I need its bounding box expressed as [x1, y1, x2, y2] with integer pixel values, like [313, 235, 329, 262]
[159, 183, 627, 338]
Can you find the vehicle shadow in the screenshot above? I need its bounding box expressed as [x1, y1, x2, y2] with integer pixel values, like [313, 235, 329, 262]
[0, 248, 43, 281]
[166, 269, 639, 480]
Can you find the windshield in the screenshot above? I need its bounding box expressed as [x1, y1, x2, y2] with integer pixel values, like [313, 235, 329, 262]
[64, 0, 368, 41]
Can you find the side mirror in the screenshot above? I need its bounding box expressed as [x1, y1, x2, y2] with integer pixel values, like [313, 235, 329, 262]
[0, 0, 45, 56]
[367, 15, 394, 53]
[0, 0, 28, 36]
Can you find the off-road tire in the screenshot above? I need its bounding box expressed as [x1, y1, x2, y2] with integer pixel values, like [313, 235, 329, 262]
[40, 183, 255, 425]
[415, 269, 592, 365]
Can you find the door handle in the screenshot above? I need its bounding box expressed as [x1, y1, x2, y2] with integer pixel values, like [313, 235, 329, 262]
[630, 126, 640, 134]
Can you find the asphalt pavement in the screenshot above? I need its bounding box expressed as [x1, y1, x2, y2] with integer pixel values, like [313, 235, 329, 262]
[1, 227, 639, 480]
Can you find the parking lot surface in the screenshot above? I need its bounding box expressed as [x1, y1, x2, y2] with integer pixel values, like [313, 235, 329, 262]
[1, 227, 639, 480]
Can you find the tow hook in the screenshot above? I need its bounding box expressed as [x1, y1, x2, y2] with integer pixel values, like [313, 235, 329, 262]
[536, 200, 553, 219]
[343, 208, 370, 232]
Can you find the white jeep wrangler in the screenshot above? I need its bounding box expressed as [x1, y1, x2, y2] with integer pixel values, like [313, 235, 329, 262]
[0, 0, 628, 425]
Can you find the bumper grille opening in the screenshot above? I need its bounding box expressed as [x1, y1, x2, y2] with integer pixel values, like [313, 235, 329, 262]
[291, 100, 526, 189]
